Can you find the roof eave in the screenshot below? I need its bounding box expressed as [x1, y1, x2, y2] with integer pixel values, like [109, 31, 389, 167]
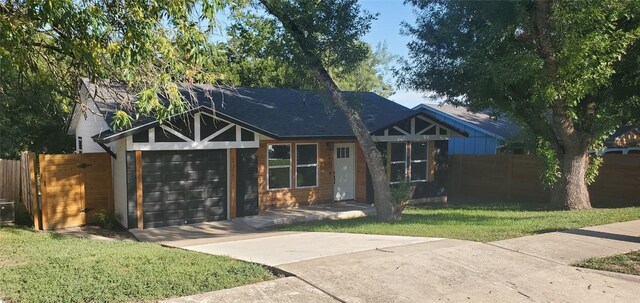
[93, 106, 282, 143]
[372, 109, 469, 138]
[419, 105, 507, 140]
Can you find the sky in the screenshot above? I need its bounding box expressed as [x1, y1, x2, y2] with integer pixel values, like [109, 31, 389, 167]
[212, 1, 434, 108]
[358, 0, 436, 108]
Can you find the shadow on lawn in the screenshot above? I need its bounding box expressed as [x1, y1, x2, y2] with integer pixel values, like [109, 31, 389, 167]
[292, 210, 551, 229]
[388, 212, 550, 226]
[435, 203, 551, 212]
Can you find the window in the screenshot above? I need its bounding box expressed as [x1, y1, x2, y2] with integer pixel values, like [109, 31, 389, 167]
[77, 136, 83, 153]
[410, 142, 428, 182]
[336, 147, 350, 158]
[296, 144, 318, 187]
[268, 144, 291, 189]
[390, 143, 407, 183]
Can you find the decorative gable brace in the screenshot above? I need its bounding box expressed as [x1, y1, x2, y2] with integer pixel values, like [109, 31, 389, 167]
[371, 111, 467, 142]
[125, 112, 260, 151]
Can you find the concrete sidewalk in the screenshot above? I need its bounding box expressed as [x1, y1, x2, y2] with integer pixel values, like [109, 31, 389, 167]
[490, 220, 640, 265]
[164, 220, 640, 303]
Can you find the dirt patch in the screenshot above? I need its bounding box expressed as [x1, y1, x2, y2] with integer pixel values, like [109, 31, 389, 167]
[81, 225, 136, 241]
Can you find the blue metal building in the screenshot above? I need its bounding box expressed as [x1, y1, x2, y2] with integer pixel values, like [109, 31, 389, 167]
[415, 104, 520, 155]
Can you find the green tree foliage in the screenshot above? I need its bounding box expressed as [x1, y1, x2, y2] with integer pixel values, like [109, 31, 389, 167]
[400, 0, 640, 209]
[222, 11, 395, 96]
[0, 65, 74, 158]
[259, 0, 400, 221]
[0, 0, 229, 142]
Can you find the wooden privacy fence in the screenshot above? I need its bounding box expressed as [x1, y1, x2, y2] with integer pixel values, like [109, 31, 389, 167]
[447, 154, 640, 207]
[38, 153, 113, 230]
[20, 152, 38, 218]
[0, 158, 21, 202]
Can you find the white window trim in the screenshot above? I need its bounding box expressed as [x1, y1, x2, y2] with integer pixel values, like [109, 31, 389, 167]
[389, 142, 407, 184]
[267, 143, 292, 190]
[295, 143, 319, 189]
[410, 143, 429, 183]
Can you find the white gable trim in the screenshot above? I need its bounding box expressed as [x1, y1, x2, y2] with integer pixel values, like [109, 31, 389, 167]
[372, 114, 462, 142]
[125, 112, 259, 151]
[419, 105, 506, 140]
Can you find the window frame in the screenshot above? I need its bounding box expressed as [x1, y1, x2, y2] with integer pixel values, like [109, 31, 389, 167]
[267, 143, 292, 190]
[389, 142, 408, 184]
[295, 143, 319, 188]
[409, 142, 429, 182]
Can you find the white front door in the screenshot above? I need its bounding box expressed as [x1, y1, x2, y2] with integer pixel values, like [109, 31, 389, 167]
[334, 143, 355, 201]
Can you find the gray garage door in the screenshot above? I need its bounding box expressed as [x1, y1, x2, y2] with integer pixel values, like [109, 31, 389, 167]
[142, 150, 227, 228]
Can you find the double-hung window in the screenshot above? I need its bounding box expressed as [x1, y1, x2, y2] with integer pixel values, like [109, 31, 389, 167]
[296, 144, 318, 188]
[268, 144, 291, 189]
[410, 142, 428, 182]
[389, 142, 407, 183]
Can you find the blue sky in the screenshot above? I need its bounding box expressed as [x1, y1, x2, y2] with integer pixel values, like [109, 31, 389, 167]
[212, 1, 433, 108]
[358, 0, 435, 108]
[360, 0, 413, 60]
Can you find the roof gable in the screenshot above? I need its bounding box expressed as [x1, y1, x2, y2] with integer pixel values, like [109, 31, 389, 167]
[85, 81, 464, 143]
[416, 104, 520, 140]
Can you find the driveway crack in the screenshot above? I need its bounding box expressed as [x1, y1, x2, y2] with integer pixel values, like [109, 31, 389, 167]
[293, 275, 349, 303]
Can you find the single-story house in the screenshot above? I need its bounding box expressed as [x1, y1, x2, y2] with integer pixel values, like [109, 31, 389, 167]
[414, 104, 522, 154]
[68, 79, 467, 229]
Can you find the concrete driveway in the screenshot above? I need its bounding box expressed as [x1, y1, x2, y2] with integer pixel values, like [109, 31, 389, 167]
[182, 232, 442, 266]
[161, 220, 640, 303]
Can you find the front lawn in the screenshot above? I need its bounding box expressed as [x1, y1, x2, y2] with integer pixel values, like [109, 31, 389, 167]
[279, 204, 640, 242]
[575, 250, 640, 276]
[0, 227, 274, 303]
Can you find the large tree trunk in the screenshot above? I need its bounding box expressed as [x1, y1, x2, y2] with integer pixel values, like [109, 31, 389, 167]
[327, 89, 401, 221]
[259, 0, 401, 221]
[533, 1, 593, 211]
[551, 148, 592, 210]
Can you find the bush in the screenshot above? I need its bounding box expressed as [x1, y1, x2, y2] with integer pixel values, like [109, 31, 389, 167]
[95, 210, 115, 229]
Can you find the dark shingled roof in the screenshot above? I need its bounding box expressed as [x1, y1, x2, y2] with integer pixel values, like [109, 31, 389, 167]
[416, 104, 520, 140]
[82, 80, 464, 143]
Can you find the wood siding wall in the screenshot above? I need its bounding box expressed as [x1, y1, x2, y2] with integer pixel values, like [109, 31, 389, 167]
[258, 140, 366, 209]
[38, 153, 113, 230]
[447, 154, 640, 206]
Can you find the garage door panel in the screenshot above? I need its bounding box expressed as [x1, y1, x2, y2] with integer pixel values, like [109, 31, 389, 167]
[143, 162, 193, 172]
[184, 170, 224, 181]
[142, 150, 227, 228]
[144, 201, 187, 212]
[143, 190, 186, 202]
[145, 219, 186, 229]
[144, 209, 186, 222]
[142, 172, 163, 183]
[206, 187, 226, 197]
[143, 181, 185, 192]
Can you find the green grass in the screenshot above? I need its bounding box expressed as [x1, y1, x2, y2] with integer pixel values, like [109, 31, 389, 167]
[279, 204, 640, 242]
[0, 227, 274, 303]
[575, 250, 640, 276]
